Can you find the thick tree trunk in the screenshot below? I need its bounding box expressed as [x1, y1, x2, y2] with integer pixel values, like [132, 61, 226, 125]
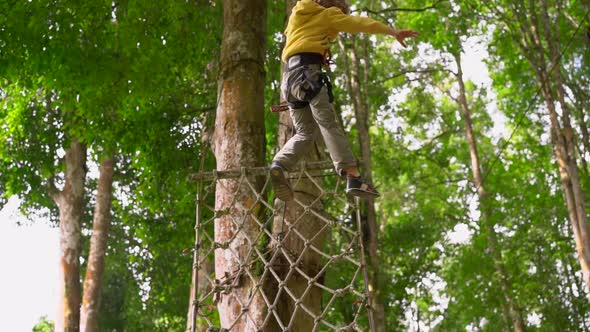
[339, 36, 386, 332]
[266, 2, 328, 330]
[454, 52, 527, 332]
[213, 0, 267, 330]
[270, 99, 328, 331]
[80, 155, 115, 332]
[53, 139, 87, 332]
[269, 185, 327, 331]
[269, 112, 328, 330]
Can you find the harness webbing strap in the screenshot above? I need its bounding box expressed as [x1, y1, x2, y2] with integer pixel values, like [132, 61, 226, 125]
[286, 71, 334, 109]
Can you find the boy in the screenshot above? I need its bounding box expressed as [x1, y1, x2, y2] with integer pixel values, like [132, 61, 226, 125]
[271, 0, 419, 201]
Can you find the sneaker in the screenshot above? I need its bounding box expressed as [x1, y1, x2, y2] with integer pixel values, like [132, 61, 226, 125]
[270, 162, 293, 201]
[346, 176, 380, 199]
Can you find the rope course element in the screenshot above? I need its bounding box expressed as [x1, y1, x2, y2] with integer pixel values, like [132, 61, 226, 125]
[187, 162, 376, 332]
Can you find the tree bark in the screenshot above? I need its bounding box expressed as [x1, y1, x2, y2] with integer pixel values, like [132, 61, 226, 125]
[339, 35, 386, 332]
[80, 155, 115, 332]
[212, 0, 267, 330]
[454, 52, 527, 332]
[53, 139, 87, 332]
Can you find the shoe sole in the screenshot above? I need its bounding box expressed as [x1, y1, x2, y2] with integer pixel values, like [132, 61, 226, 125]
[346, 189, 380, 199]
[270, 168, 293, 201]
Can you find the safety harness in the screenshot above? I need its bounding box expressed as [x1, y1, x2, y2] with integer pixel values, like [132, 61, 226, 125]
[270, 51, 334, 112]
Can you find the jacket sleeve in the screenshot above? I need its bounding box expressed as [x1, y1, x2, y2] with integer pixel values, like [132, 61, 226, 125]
[326, 8, 392, 35]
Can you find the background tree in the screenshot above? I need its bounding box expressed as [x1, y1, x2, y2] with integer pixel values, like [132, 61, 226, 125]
[480, 0, 590, 294]
[2, 0, 590, 330]
[1, 1, 221, 330]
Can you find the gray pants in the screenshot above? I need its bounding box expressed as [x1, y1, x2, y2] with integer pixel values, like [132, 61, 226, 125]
[273, 64, 356, 175]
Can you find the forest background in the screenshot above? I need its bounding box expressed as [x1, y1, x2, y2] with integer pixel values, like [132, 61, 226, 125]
[1, 0, 590, 331]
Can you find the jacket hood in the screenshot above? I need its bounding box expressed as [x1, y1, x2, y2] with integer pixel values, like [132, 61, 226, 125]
[293, 0, 325, 16]
[286, 0, 325, 35]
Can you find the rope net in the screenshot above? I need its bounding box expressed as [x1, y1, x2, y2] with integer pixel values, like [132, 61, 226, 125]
[188, 162, 375, 332]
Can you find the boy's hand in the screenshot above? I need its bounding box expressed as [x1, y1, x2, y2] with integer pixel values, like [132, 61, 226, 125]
[390, 29, 419, 48]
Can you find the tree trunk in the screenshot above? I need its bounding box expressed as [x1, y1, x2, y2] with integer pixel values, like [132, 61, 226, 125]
[266, 2, 328, 330]
[339, 35, 386, 332]
[563, 244, 587, 331]
[518, 0, 590, 294]
[269, 182, 328, 331]
[270, 103, 327, 331]
[53, 139, 87, 332]
[213, 0, 267, 330]
[566, 83, 590, 174]
[538, 65, 590, 297]
[80, 155, 115, 332]
[454, 52, 527, 332]
[538, 0, 590, 293]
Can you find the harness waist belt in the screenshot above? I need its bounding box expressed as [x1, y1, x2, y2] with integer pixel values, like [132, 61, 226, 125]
[287, 53, 324, 70]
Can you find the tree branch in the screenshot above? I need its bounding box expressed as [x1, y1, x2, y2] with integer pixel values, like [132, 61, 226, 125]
[359, 0, 448, 15]
[194, 105, 216, 113]
[46, 177, 62, 204]
[375, 68, 443, 84]
[435, 83, 459, 103]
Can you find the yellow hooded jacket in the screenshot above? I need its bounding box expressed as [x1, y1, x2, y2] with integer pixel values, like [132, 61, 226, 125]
[282, 0, 392, 62]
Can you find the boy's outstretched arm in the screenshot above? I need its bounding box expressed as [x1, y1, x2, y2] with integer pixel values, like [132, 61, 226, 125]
[327, 7, 419, 47]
